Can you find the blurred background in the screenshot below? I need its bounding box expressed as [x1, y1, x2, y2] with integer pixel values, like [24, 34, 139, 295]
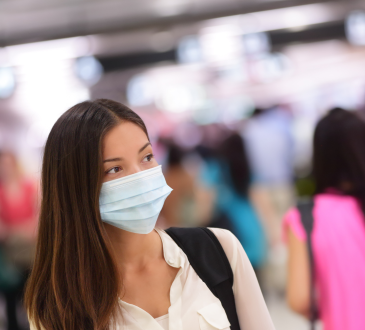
[2, 0, 365, 329]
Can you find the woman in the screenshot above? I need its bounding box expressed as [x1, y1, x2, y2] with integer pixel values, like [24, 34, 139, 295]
[0, 152, 38, 330]
[284, 108, 365, 330]
[0, 152, 38, 241]
[25, 99, 275, 330]
[199, 133, 267, 270]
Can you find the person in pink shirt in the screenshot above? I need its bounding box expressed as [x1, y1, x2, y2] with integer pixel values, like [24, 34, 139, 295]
[283, 108, 365, 330]
[0, 152, 38, 330]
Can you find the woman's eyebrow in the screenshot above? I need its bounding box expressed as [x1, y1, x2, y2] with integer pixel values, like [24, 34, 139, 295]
[139, 142, 151, 153]
[103, 143, 151, 163]
[103, 157, 123, 163]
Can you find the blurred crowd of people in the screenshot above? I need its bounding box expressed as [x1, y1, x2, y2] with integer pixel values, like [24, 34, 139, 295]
[158, 105, 295, 278]
[159, 105, 365, 329]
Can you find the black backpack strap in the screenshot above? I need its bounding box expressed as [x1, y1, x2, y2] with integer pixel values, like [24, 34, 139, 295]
[297, 199, 318, 330]
[165, 227, 241, 330]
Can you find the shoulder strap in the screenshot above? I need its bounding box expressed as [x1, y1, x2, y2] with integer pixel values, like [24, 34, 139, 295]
[297, 199, 317, 330]
[165, 227, 241, 330]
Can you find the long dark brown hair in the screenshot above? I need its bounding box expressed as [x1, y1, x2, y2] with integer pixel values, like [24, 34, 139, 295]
[313, 107, 365, 213]
[24, 99, 149, 330]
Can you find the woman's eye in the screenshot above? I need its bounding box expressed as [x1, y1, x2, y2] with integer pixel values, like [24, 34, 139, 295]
[106, 166, 122, 174]
[143, 154, 154, 162]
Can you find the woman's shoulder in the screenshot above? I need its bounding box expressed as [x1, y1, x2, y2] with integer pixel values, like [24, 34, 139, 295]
[314, 192, 360, 209]
[283, 193, 363, 243]
[208, 227, 236, 245]
[208, 228, 242, 270]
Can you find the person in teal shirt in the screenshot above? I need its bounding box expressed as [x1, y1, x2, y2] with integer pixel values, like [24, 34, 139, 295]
[199, 133, 267, 269]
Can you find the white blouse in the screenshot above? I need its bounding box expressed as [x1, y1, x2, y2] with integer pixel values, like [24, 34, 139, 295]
[115, 228, 275, 330]
[30, 227, 275, 330]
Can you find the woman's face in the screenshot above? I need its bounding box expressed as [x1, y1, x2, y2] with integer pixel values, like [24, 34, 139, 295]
[102, 121, 158, 182]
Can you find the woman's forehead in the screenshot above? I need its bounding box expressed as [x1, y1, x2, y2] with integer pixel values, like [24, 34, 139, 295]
[102, 122, 150, 156]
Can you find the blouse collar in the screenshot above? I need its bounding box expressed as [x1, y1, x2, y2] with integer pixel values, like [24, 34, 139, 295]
[155, 227, 185, 270]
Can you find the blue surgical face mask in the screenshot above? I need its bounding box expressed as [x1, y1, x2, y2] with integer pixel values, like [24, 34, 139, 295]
[99, 165, 172, 234]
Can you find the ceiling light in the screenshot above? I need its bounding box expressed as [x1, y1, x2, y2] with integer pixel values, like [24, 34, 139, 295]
[0, 67, 16, 99]
[346, 10, 365, 46]
[74, 56, 103, 86]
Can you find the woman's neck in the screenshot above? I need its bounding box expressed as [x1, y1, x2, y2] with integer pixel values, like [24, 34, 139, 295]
[104, 224, 163, 271]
